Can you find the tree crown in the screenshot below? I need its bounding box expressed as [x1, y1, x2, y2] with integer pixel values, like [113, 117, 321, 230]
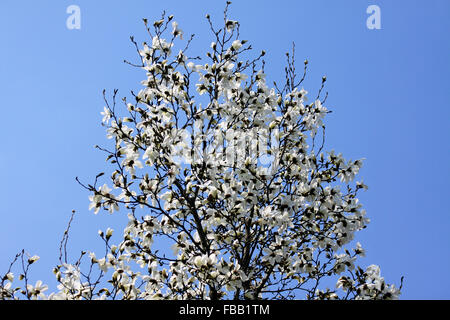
[0, 4, 402, 300]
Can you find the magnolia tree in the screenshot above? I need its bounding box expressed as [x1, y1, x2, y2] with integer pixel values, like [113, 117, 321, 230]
[0, 3, 402, 300]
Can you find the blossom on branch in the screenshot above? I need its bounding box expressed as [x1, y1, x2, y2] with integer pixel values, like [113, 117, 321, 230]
[0, 3, 402, 300]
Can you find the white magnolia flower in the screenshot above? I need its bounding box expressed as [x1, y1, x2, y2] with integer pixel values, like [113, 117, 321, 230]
[27, 280, 48, 299]
[225, 20, 238, 32]
[171, 21, 183, 39]
[231, 40, 242, 51]
[100, 106, 111, 123]
[28, 255, 40, 264]
[5, 272, 14, 282]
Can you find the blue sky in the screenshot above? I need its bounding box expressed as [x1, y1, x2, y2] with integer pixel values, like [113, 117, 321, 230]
[0, 0, 449, 299]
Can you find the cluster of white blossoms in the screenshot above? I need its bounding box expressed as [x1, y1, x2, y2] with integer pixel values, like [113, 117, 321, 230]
[0, 7, 401, 300]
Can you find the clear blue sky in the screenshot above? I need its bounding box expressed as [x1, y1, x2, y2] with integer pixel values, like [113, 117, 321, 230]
[0, 0, 449, 299]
